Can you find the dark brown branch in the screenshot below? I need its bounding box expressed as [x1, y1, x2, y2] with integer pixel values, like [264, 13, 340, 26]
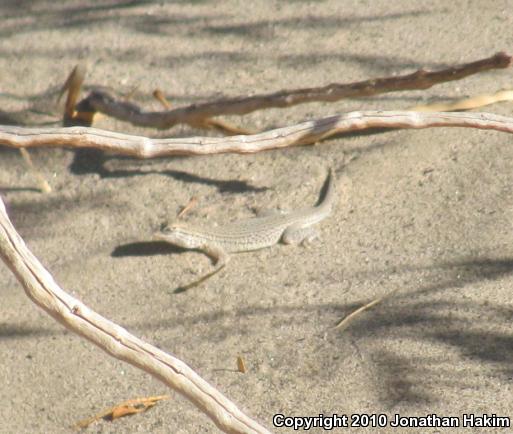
[81, 52, 511, 129]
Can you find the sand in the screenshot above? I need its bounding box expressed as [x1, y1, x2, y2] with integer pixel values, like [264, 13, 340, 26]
[1, 1, 513, 433]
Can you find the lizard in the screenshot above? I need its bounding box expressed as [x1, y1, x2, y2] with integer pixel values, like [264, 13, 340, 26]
[155, 168, 337, 291]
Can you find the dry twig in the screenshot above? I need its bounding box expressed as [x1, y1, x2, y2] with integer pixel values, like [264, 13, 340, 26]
[18, 148, 52, 193]
[237, 356, 247, 374]
[151, 88, 252, 134]
[74, 395, 170, 429]
[177, 196, 199, 219]
[2, 110, 513, 158]
[0, 197, 270, 434]
[412, 89, 513, 112]
[79, 52, 511, 129]
[153, 89, 173, 109]
[334, 288, 402, 331]
[59, 64, 87, 119]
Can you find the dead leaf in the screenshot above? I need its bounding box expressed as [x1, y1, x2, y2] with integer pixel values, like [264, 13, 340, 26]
[237, 356, 246, 374]
[74, 395, 169, 429]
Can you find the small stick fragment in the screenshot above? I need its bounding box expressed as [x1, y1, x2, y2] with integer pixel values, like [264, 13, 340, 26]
[153, 89, 172, 109]
[74, 395, 169, 429]
[334, 287, 401, 331]
[153, 90, 253, 135]
[18, 148, 51, 193]
[177, 196, 198, 219]
[236, 356, 246, 374]
[59, 63, 99, 126]
[412, 89, 513, 112]
[59, 64, 87, 120]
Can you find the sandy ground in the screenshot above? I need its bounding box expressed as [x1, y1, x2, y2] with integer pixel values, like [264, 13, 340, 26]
[1, 1, 513, 433]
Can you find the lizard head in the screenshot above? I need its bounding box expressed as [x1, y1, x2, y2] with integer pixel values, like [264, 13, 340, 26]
[154, 223, 203, 249]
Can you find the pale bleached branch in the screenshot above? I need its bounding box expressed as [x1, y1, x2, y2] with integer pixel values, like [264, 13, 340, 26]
[411, 89, 513, 112]
[81, 52, 511, 129]
[0, 197, 271, 434]
[1, 111, 513, 158]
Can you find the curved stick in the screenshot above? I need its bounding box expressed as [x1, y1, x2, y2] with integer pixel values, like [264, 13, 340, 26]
[1, 110, 513, 158]
[0, 197, 271, 434]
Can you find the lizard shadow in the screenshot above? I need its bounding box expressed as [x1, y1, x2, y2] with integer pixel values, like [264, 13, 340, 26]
[112, 240, 220, 293]
[112, 240, 221, 294]
[69, 149, 268, 194]
[111, 240, 188, 257]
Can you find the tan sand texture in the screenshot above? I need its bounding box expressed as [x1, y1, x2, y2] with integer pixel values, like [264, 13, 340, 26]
[1, 1, 513, 433]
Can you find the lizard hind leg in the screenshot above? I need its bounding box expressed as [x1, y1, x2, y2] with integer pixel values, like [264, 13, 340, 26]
[282, 223, 319, 245]
[174, 263, 227, 293]
[174, 245, 229, 293]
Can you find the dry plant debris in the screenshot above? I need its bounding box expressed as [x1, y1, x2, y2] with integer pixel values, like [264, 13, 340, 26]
[334, 288, 402, 332]
[18, 148, 52, 193]
[411, 89, 513, 112]
[237, 356, 247, 374]
[74, 395, 170, 429]
[75, 52, 511, 129]
[177, 196, 199, 219]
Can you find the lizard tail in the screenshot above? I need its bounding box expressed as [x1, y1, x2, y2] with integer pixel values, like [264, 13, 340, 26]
[315, 167, 336, 211]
